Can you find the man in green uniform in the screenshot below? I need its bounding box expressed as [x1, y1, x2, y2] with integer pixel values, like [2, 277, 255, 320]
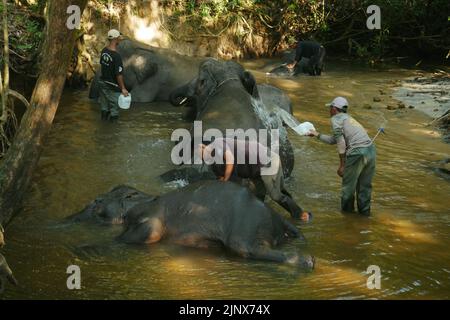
[309, 97, 376, 216]
[98, 29, 129, 122]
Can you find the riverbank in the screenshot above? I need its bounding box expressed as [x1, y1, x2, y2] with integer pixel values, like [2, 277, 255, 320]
[392, 70, 450, 143]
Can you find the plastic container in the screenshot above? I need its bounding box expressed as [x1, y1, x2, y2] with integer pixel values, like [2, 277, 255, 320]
[118, 94, 132, 110]
[293, 122, 316, 136]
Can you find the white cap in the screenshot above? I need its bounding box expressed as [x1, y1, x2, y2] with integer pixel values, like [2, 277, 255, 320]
[107, 29, 122, 40]
[326, 97, 349, 110]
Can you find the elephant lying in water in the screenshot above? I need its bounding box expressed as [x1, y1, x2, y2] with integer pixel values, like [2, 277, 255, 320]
[89, 39, 202, 103]
[69, 183, 314, 270]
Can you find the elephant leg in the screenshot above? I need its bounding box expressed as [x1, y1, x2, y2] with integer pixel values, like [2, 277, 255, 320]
[117, 217, 163, 244]
[232, 244, 315, 270]
[281, 218, 300, 238]
[280, 139, 294, 178]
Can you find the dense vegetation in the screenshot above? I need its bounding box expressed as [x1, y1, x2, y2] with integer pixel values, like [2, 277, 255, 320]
[161, 0, 449, 59]
[2, 0, 449, 71]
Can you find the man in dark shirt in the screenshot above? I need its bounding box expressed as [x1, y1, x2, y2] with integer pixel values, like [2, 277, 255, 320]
[287, 40, 326, 76]
[198, 138, 312, 222]
[98, 29, 129, 122]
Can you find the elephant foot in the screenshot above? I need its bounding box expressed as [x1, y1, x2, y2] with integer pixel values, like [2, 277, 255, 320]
[286, 254, 315, 271]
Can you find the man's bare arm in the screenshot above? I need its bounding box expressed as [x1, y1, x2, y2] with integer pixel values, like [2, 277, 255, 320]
[117, 74, 129, 96]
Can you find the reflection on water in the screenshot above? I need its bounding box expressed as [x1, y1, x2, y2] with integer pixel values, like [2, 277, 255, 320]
[2, 60, 450, 299]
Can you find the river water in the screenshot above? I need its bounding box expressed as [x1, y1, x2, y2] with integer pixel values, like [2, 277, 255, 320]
[2, 59, 449, 299]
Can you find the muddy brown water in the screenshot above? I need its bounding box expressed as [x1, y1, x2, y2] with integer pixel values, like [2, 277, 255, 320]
[1, 60, 449, 299]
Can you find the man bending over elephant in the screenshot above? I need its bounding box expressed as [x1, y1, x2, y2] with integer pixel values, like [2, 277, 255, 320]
[98, 29, 129, 122]
[287, 40, 326, 76]
[198, 138, 312, 222]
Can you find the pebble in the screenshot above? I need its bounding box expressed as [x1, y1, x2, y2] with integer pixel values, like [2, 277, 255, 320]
[387, 105, 397, 110]
[363, 104, 372, 109]
[373, 97, 382, 102]
[398, 102, 406, 109]
[409, 105, 415, 109]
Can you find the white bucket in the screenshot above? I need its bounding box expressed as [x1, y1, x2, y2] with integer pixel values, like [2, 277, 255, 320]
[293, 122, 316, 136]
[118, 94, 132, 110]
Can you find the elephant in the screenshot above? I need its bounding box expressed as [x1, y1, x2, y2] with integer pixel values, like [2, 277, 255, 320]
[117, 180, 314, 270]
[67, 185, 156, 225]
[0, 253, 18, 286]
[168, 58, 295, 178]
[88, 39, 202, 103]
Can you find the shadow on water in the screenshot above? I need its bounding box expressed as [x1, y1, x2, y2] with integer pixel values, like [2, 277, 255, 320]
[1, 59, 450, 299]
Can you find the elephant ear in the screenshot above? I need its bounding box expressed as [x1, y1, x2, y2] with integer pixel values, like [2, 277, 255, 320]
[240, 70, 260, 99]
[131, 51, 158, 84]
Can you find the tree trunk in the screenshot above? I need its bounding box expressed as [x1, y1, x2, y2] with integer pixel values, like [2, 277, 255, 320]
[0, 0, 88, 225]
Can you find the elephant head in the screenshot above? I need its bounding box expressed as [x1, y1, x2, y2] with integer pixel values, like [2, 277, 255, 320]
[169, 59, 259, 120]
[68, 185, 156, 225]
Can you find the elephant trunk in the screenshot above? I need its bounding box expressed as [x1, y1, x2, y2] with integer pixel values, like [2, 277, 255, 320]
[169, 80, 196, 106]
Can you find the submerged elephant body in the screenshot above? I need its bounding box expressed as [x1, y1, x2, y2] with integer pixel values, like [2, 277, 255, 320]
[89, 39, 202, 103]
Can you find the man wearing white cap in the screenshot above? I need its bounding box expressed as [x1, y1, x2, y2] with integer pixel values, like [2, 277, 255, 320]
[308, 97, 376, 216]
[98, 29, 129, 122]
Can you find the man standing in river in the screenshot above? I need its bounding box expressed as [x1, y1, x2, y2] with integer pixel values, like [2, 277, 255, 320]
[287, 39, 326, 76]
[308, 97, 376, 216]
[98, 29, 129, 122]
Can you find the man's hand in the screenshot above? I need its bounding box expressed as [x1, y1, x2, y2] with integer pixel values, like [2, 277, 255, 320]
[218, 176, 228, 182]
[308, 129, 319, 137]
[121, 88, 129, 97]
[337, 166, 345, 178]
[286, 62, 296, 70]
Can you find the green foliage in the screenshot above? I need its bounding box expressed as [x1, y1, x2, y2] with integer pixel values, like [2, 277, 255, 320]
[0, 0, 45, 74]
